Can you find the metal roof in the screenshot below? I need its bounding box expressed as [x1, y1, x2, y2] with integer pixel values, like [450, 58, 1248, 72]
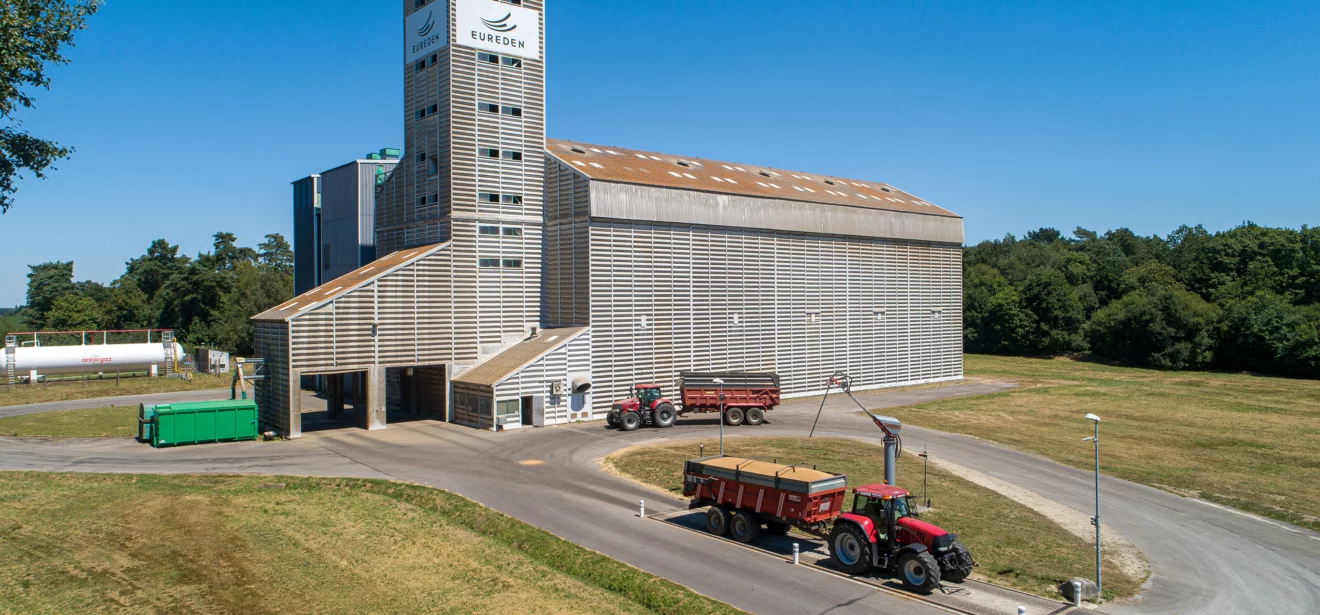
[450, 327, 590, 388]
[252, 243, 446, 322]
[545, 139, 959, 218]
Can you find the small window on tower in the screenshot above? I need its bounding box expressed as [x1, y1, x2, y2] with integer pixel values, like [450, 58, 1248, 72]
[416, 152, 427, 164]
[414, 60, 426, 73]
[478, 225, 500, 235]
[502, 227, 522, 237]
[501, 194, 523, 205]
[502, 259, 523, 268]
[427, 155, 438, 176]
[427, 193, 439, 205]
[477, 192, 500, 203]
[479, 148, 500, 159]
[428, 53, 438, 66]
[415, 108, 427, 120]
[479, 258, 500, 268]
[478, 102, 499, 114]
[427, 104, 438, 115]
[502, 150, 523, 162]
[478, 52, 500, 65]
[501, 56, 522, 68]
[501, 105, 522, 117]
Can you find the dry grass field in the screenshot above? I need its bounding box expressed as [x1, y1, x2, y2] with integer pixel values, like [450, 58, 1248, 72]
[607, 437, 1142, 602]
[0, 473, 743, 615]
[885, 354, 1320, 531]
[0, 373, 229, 407]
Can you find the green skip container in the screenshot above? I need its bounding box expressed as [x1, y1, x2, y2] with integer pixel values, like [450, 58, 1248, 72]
[148, 400, 259, 448]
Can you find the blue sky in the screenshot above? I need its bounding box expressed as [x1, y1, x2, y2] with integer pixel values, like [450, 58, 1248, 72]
[3, 0, 1317, 306]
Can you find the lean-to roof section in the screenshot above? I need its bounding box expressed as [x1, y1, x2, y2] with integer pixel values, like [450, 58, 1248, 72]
[252, 243, 446, 322]
[545, 139, 959, 219]
[452, 327, 589, 387]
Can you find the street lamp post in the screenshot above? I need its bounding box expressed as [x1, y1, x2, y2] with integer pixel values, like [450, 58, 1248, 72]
[713, 378, 725, 456]
[1084, 413, 1102, 597]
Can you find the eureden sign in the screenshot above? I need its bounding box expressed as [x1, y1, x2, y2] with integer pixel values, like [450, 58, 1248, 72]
[406, 4, 448, 64]
[456, 0, 541, 60]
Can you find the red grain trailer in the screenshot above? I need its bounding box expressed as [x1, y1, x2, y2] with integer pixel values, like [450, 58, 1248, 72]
[683, 456, 848, 536]
[677, 371, 781, 426]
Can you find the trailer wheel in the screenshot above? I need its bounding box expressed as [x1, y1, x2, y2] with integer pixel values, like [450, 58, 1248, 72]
[653, 402, 677, 428]
[706, 506, 730, 536]
[765, 521, 790, 536]
[744, 407, 765, 426]
[828, 523, 872, 574]
[619, 411, 641, 431]
[941, 541, 973, 583]
[898, 549, 942, 594]
[723, 407, 745, 426]
[730, 511, 761, 543]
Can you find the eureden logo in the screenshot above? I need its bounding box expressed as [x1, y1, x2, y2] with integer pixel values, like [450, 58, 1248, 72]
[481, 13, 516, 33]
[417, 11, 436, 37]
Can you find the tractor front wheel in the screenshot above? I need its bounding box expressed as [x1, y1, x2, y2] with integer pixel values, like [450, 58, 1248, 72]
[942, 541, 974, 583]
[606, 413, 619, 428]
[619, 411, 642, 431]
[897, 549, 942, 594]
[706, 506, 730, 536]
[653, 402, 677, 428]
[745, 407, 765, 426]
[724, 407, 745, 426]
[828, 523, 872, 574]
[730, 511, 761, 543]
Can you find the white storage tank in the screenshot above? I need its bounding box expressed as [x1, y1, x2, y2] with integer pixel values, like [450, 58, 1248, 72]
[1, 342, 183, 378]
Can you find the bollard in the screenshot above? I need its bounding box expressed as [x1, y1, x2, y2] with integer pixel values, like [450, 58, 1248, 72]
[792, 543, 800, 565]
[700, 443, 704, 457]
[1017, 608, 1026, 615]
[1072, 581, 1082, 607]
[639, 499, 645, 517]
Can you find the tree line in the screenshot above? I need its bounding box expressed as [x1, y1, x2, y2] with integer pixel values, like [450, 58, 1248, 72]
[964, 223, 1320, 377]
[3, 233, 293, 355]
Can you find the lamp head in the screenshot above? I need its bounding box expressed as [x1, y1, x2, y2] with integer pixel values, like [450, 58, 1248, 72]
[712, 378, 724, 385]
[1084, 413, 1101, 423]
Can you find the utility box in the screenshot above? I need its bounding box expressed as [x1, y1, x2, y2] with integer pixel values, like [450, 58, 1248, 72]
[147, 400, 259, 448]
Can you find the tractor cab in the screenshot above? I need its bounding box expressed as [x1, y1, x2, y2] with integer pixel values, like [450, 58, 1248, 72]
[633, 384, 663, 407]
[852, 484, 919, 530]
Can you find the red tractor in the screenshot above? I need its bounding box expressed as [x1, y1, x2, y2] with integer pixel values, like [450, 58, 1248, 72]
[607, 384, 678, 430]
[828, 483, 974, 593]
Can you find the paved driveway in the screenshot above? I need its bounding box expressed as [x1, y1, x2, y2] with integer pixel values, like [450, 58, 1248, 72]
[2, 380, 1318, 614]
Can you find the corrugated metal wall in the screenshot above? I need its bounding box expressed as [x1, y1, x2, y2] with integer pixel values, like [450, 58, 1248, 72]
[542, 158, 591, 327]
[492, 330, 593, 425]
[253, 320, 293, 435]
[585, 220, 963, 415]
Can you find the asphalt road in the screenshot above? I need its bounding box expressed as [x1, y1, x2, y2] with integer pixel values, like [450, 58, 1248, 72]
[0, 388, 231, 419]
[2, 380, 1317, 614]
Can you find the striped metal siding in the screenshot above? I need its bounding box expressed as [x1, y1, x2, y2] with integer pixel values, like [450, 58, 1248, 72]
[587, 221, 963, 414]
[253, 320, 292, 435]
[492, 330, 592, 425]
[541, 158, 591, 326]
[287, 247, 486, 373]
[452, 381, 492, 429]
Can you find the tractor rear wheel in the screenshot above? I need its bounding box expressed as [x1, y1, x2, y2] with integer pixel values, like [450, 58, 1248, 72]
[619, 411, 641, 431]
[653, 402, 677, 428]
[730, 511, 761, 543]
[706, 506, 730, 536]
[724, 407, 745, 426]
[897, 549, 942, 594]
[828, 523, 872, 574]
[942, 541, 973, 583]
[745, 407, 765, 426]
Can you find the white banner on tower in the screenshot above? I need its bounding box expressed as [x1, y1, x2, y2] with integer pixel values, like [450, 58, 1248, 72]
[455, 0, 541, 60]
[406, 4, 449, 65]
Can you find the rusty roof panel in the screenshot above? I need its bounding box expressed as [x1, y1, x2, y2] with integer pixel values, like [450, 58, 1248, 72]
[451, 327, 589, 387]
[545, 139, 958, 218]
[252, 243, 446, 322]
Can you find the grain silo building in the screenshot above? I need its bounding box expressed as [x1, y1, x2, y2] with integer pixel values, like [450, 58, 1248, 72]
[254, 0, 962, 437]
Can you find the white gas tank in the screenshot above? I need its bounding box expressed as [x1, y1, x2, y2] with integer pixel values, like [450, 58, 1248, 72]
[0, 342, 182, 376]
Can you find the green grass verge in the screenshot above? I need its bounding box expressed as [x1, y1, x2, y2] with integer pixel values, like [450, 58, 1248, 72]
[0, 406, 138, 438]
[884, 354, 1320, 532]
[0, 472, 744, 615]
[607, 437, 1142, 602]
[0, 373, 229, 407]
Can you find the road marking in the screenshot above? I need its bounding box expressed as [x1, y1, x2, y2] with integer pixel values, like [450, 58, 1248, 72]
[517, 459, 544, 466]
